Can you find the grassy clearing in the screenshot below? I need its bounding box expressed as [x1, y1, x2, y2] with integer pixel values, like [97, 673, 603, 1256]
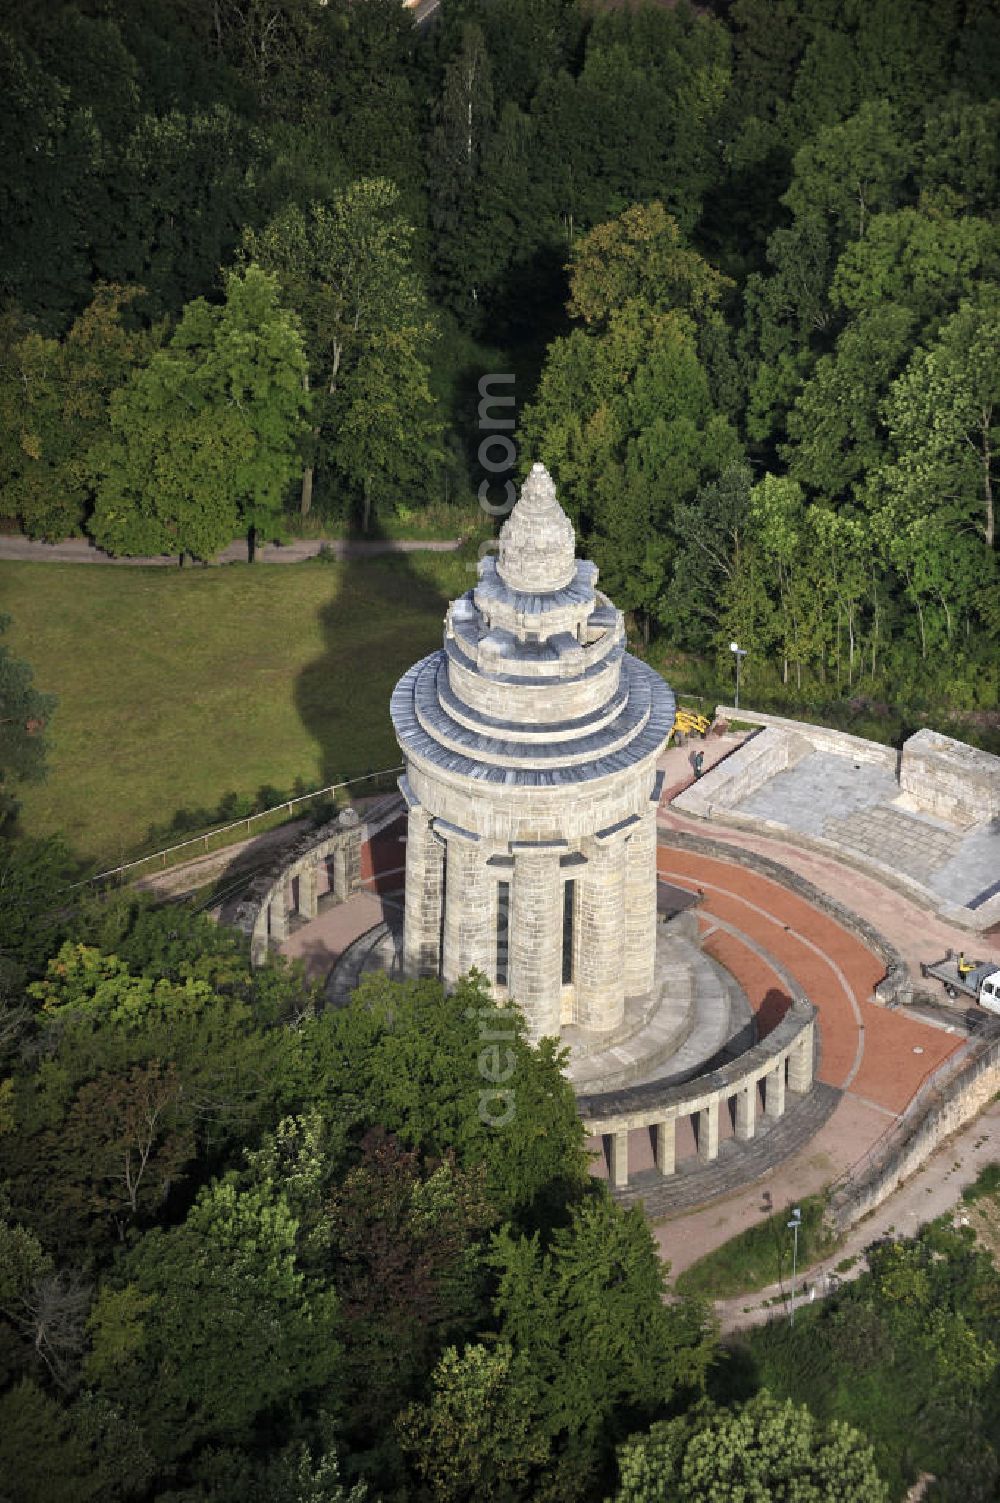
[2, 550, 472, 866]
[675, 1195, 835, 1299]
[961, 1161, 1000, 1204]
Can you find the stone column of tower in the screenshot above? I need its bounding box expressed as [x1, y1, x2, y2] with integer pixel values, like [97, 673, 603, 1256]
[391, 461, 675, 1043]
[508, 846, 564, 1038]
[402, 803, 445, 978]
[624, 809, 659, 997]
[441, 832, 494, 982]
[574, 833, 628, 1031]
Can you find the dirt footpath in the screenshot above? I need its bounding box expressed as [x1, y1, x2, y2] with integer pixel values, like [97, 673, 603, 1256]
[0, 535, 461, 566]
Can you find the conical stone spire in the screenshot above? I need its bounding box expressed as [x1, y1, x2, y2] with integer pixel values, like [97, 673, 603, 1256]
[497, 462, 577, 595]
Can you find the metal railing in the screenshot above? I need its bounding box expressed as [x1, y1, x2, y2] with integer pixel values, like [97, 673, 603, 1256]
[69, 764, 405, 890]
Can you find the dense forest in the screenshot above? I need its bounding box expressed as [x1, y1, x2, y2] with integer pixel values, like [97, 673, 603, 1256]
[1, 0, 997, 715]
[2, 3, 1000, 1497]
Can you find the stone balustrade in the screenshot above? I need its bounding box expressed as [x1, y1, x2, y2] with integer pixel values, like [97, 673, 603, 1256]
[234, 794, 405, 967]
[577, 998, 817, 1189]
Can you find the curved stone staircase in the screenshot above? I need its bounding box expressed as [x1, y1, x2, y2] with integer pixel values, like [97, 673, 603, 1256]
[565, 927, 754, 1094]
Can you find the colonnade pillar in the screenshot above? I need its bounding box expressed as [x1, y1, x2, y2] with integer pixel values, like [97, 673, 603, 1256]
[402, 806, 445, 978]
[298, 861, 319, 921]
[608, 1129, 629, 1190]
[251, 921, 269, 968]
[697, 1102, 720, 1162]
[765, 1060, 786, 1119]
[574, 835, 627, 1030]
[735, 1082, 757, 1141]
[269, 880, 290, 942]
[331, 843, 350, 902]
[441, 835, 494, 983]
[787, 1024, 815, 1093]
[508, 847, 563, 1040]
[654, 1118, 676, 1176]
[624, 811, 658, 997]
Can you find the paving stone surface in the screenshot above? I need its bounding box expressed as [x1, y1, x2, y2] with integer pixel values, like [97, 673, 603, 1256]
[735, 750, 897, 835]
[732, 748, 1000, 907]
[929, 817, 1000, 907]
[824, 803, 961, 885]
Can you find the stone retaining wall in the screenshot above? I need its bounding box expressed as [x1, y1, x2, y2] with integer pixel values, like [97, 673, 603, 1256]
[712, 706, 899, 769]
[900, 727, 1000, 829]
[827, 1021, 1000, 1234]
[674, 725, 808, 819]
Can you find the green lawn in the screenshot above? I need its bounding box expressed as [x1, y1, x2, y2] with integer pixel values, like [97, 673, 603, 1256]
[2, 551, 471, 866]
[674, 1195, 834, 1299]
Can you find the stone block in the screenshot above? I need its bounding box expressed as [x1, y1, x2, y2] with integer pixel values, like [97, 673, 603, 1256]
[900, 728, 1000, 828]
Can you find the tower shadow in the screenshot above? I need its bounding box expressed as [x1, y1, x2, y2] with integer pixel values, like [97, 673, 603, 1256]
[208, 523, 462, 968]
[293, 514, 456, 802]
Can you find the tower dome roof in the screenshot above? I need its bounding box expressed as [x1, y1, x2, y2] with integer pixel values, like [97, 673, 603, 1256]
[497, 462, 577, 594]
[390, 459, 675, 792]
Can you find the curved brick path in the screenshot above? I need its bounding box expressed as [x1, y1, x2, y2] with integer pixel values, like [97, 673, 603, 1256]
[656, 847, 960, 1111]
[642, 739, 979, 1277]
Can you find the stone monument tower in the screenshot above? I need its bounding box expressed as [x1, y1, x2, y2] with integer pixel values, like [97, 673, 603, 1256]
[390, 462, 675, 1041]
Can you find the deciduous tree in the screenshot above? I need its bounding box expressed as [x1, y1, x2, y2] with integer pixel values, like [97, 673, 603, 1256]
[117, 1178, 340, 1458]
[0, 286, 155, 539]
[490, 1195, 713, 1496]
[611, 1392, 889, 1503]
[91, 265, 309, 561]
[396, 1341, 548, 1502]
[240, 180, 436, 522]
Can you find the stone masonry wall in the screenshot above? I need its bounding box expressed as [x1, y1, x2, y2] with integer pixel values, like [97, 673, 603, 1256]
[674, 725, 810, 819]
[713, 706, 899, 769]
[406, 750, 660, 847]
[828, 1024, 1000, 1234]
[899, 727, 1000, 828]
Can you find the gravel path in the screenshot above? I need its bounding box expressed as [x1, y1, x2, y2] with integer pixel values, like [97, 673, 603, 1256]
[0, 535, 462, 565]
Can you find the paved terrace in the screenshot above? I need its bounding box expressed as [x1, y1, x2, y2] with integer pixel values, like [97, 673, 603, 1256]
[644, 735, 996, 1276]
[735, 749, 999, 911]
[674, 716, 1000, 929]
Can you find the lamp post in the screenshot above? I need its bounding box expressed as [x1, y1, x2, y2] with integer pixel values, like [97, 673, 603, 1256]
[787, 1206, 802, 1326]
[730, 642, 747, 711]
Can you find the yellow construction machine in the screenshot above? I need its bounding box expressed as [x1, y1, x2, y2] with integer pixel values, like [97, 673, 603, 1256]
[671, 707, 710, 742]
